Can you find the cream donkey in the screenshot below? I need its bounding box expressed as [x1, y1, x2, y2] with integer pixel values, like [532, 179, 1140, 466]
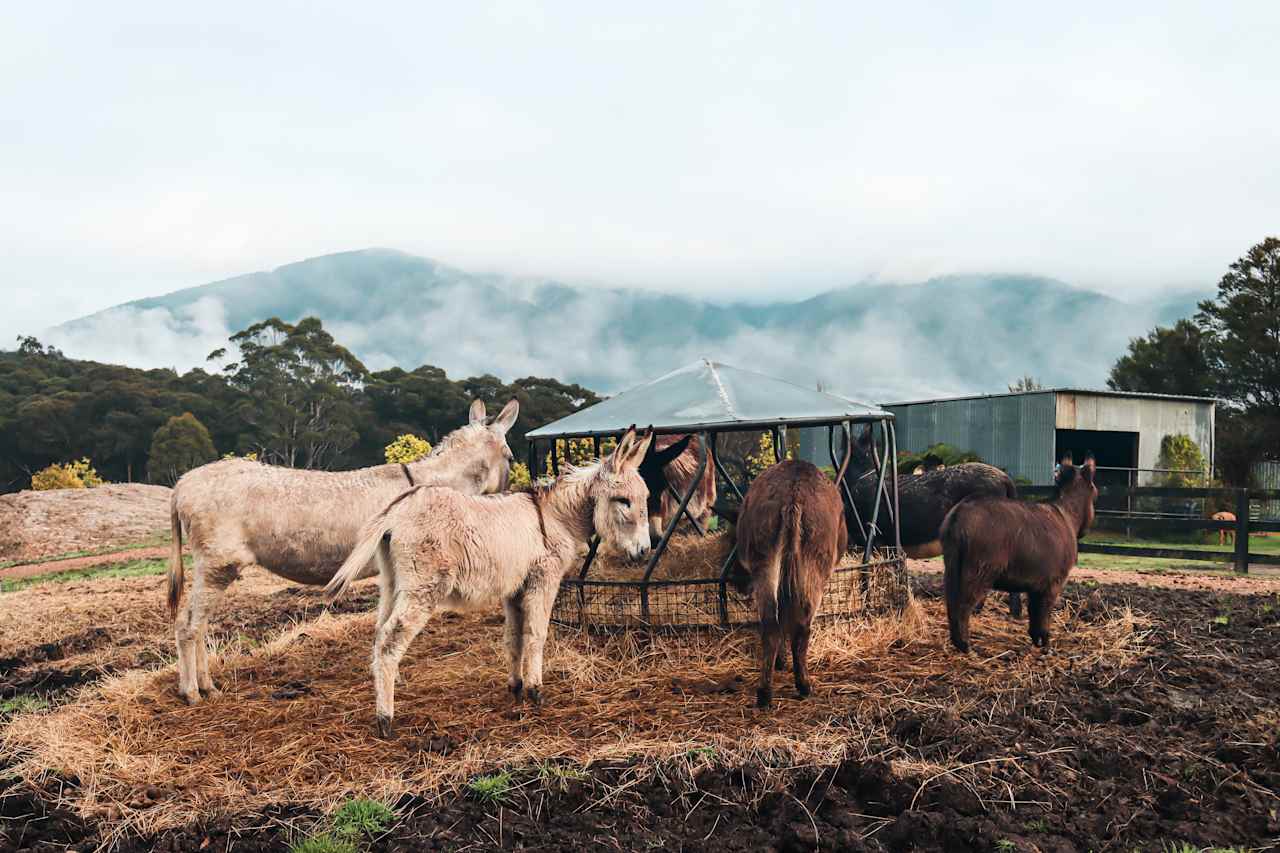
[326, 425, 655, 738]
[168, 398, 519, 705]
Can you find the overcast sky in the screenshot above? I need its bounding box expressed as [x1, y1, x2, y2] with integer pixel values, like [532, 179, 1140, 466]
[3, 1, 1277, 345]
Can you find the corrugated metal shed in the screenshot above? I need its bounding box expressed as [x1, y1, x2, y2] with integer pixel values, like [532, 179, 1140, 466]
[882, 388, 1215, 485]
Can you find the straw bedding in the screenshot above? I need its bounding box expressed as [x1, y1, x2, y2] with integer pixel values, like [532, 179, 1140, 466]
[3, 590, 1148, 838]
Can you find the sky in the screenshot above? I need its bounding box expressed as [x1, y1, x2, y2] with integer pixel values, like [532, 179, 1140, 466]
[3, 1, 1278, 349]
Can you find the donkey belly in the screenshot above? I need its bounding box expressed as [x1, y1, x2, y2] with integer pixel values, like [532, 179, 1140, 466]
[244, 526, 366, 586]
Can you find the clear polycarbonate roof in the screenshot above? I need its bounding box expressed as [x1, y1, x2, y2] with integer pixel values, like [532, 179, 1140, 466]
[526, 359, 892, 438]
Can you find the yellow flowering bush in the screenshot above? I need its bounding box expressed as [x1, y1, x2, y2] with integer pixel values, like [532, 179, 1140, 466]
[31, 458, 104, 490]
[384, 434, 432, 464]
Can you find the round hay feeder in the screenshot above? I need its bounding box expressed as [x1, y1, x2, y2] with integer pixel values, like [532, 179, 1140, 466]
[525, 360, 908, 632]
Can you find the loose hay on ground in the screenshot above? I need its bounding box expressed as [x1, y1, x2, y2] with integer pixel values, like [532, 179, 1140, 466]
[2, 594, 1149, 838]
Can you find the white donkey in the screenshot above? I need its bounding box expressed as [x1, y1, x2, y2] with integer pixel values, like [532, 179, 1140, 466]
[169, 398, 519, 705]
[326, 425, 655, 738]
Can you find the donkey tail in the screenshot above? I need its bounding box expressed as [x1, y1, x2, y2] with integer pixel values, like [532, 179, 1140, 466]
[167, 497, 184, 617]
[781, 503, 806, 612]
[326, 518, 392, 602]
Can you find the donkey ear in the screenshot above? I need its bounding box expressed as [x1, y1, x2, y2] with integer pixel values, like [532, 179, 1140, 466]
[1081, 455, 1097, 481]
[490, 399, 520, 435]
[648, 433, 692, 469]
[616, 428, 653, 471]
[469, 399, 487, 425]
[609, 426, 637, 470]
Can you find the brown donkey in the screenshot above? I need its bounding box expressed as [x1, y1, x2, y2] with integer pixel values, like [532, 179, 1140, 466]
[942, 457, 1097, 653]
[734, 459, 847, 708]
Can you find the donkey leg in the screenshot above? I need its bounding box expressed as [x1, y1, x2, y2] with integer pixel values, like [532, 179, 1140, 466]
[1027, 591, 1051, 649]
[1007, 592, 1024, 619]
[174, 570, 203, 704]
[371, 586, 440, 738]
[791, 619, 814, 698]
[518, 577, 560, 706]
[503, 595, 527, 701]
[191, 563, 241, 697]
[757, 620, 782, 709]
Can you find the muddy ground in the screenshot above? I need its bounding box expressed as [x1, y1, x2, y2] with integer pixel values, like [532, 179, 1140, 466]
[3, 575, 1279, 852]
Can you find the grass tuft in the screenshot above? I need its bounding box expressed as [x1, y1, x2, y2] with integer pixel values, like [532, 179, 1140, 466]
[466, 770, 515, 804]
[0, 695, 50, 716]
[287, 833, 357, 853]
[330, 798, 395, 839]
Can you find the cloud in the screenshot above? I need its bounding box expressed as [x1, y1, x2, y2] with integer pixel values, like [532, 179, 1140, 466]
[44, 296, 233, 372]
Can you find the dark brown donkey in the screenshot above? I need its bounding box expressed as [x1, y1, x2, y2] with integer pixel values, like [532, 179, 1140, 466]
[735, 459, 848, 708]
[941, 457, 1098, 653]
[637, 434, 717, 538]
[841, 426, 1025, 615]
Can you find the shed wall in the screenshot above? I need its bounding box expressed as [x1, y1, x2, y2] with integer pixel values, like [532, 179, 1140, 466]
[1055, 393, 1214, 473]
[885, 392, 1056, 484]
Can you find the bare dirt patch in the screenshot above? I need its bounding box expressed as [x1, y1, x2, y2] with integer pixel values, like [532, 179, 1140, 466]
[0, 484, 172, 563]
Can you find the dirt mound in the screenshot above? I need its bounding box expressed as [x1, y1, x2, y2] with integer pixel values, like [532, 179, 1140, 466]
[0, 484, 172, 562]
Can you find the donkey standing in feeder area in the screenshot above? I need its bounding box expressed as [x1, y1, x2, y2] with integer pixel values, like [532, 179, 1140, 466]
[167, 399, 520, 705]
[733, 459, 848, 708]
[637, 434, 717, 538]
[941, 457, 1098, 654]
[841, 427, 1026, 616]
[326, 426, 655, 738]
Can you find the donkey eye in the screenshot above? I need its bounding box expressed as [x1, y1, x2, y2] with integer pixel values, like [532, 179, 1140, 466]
[612, 497, 632, 508]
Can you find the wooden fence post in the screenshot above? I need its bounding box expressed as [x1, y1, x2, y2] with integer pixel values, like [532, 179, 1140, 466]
[1234, 488, 1249, 574]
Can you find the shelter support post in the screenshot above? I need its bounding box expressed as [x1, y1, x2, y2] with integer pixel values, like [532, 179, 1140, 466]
[829, 423, 863, 548]
[712, 431, 749, 627]
[640, 431, 709, 624]
[1235, 488, 1249, 574]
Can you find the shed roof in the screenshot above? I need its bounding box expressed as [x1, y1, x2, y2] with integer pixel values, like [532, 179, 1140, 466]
[526, 359, 891, 439]
[883, 387, 1219, 407]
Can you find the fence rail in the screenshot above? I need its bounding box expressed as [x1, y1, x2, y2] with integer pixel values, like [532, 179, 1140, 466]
[1020, 486, 1280, 574]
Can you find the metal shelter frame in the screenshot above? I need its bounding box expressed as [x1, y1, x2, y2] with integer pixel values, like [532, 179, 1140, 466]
[527, 404, 905, 631]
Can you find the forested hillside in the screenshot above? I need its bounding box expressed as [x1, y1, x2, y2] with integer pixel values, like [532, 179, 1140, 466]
[0, 324, 596, 492]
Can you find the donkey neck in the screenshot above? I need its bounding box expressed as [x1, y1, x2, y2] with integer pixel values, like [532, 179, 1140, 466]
[538, 466, 600, 546]
[1050, 485, 1091, 531]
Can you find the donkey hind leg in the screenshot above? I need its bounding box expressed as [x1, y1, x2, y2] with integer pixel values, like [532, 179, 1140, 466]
[371, 584, 442, 738]
[503, 595, 527, 701]
[791, 618, 814, 698]
[517, 575, 561, 706]
[945, 567, 988, 654]
[175, 559, 240, 703]
[1026, 591, 1051, 649]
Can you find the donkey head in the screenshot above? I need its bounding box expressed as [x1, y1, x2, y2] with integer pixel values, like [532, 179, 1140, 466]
[429, 398, 520, 494]
[637, 432, 693, 536]
[591, 425, 655, 560]
[1053, 453, 1098, 539]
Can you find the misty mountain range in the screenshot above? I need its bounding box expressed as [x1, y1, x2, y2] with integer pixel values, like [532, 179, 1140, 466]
[47, 249, 1204, 402]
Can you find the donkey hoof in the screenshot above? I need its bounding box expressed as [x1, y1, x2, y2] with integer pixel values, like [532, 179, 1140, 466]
[375, 714, 395, 740]
[525, 686, 543, 707]
[509, 678, 524, 701]
[795, 681, 812, 699]
[756, 688, 773, 709]
[180, 690, 203, 706]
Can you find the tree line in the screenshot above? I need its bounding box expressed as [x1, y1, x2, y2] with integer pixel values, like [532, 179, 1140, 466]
[0, 317, 599, 492]
[1108, 236, 1279, 486]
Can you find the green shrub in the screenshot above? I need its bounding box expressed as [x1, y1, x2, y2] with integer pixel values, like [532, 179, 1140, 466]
[149, 412, 217, 485]
[545, 437, 616, 471]
[31, 458, 104, 490]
